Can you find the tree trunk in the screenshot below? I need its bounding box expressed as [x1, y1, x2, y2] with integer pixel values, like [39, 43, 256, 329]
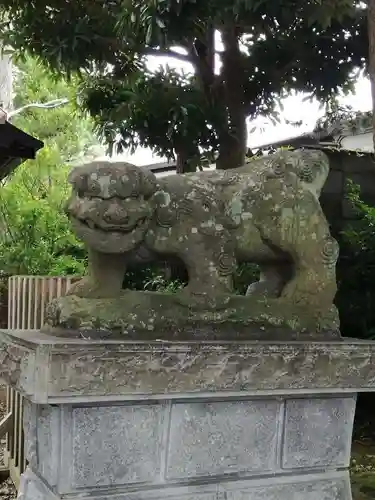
[0, 44, 13, 113]
[175, 144, 200, 174]
[369, 0, 375, 152]
[176, 151, 189, 174]
[216, 119, 247, 170]
[216, 26, 247, 170]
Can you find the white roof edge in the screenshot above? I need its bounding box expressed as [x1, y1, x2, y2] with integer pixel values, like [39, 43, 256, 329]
[0, 108, 7, 124]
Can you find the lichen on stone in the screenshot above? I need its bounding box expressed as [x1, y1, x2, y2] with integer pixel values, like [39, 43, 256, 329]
[44, 290, 340, 340]
[56, 149, 340, 339]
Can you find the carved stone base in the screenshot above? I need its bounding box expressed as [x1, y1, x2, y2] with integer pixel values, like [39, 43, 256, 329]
[43, 290, 341, 340]
[0, 331, 374, 500]
[18, 466, 351, 500]
[17, 395, 355, 500]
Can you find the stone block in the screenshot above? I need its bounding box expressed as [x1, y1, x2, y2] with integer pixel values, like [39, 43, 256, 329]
[17, 468, 351, 500]
[4, 331, 375, 500]
[23, 401, 60, 488]
[226, 474, 351, 500]
[2, 331, 375, 403]
[37, 405, 60, 487]
[282, 396, 356, 469]
[70, 404, 166, 488]
[18, 469, 56, 500]
[166, 400, 280, 479]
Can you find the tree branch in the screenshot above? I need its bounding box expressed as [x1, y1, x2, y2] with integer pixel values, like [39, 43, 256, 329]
[142, 48, 192, 63]
[187, 36, 216, 95]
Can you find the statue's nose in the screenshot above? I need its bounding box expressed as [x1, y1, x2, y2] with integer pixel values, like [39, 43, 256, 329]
[103, 205, 129, 224]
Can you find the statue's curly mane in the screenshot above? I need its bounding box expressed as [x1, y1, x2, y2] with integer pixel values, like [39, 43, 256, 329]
[68, 161, 158, 200]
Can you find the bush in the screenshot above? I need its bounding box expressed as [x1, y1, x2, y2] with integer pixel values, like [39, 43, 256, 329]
[0, 153, 87, 276]
[0, 55, 96, 277]
[335, 180, 375, 339]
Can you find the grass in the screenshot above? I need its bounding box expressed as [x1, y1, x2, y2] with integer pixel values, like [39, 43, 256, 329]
[351, 441, 375, 500]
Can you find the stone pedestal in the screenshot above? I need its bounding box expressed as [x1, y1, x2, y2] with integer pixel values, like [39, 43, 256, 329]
[1, 331, 375, 499]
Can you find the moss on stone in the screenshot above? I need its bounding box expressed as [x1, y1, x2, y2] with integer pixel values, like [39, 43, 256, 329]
[44, 289, 340, 340]
[65, 150, 339, 336]
[351, 445, 375, 500]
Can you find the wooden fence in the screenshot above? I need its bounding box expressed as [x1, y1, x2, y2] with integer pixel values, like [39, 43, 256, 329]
[4, 275, 78, 488]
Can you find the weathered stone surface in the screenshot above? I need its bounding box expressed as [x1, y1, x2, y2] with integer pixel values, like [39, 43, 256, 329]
[44, 291, 340, 341]
[10, 331, 366, 500]
[283, 396, 356, 469]
[22, 402, 62, 489]
[17, 468, 54, 500]
[1, 330, 375, 403]
[71, 405, 165, 488]
[166, 400, 280, 479]
[59, 149, 339, 337]
[17, 465, 351, 499]
[20, 396, 355, 491]
[19, 394, 354, 498]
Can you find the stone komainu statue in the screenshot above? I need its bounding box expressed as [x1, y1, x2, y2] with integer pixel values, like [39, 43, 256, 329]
[65, 149, 339, 311]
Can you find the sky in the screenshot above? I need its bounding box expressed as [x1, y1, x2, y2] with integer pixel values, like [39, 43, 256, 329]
[107, 52, 373, 167]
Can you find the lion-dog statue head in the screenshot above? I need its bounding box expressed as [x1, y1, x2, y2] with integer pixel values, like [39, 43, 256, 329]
[65, 161, 158, 254]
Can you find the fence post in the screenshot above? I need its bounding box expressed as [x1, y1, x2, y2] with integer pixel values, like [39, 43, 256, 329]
[4, 275, 79, 489]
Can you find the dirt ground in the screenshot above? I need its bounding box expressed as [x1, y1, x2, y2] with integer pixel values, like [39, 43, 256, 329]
[0, 403, 372, 500]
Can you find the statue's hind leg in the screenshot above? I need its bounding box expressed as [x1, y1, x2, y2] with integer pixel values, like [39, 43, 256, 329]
[256, 195, 339, 308]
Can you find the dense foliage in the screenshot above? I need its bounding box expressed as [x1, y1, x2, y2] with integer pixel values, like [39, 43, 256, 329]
[0, 56, 97, 275]
[336, 180, 375, 339]
[0, 0, 368, 170]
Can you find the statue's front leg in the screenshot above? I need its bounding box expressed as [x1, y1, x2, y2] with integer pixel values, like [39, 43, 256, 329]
[67, 249, 127, 298]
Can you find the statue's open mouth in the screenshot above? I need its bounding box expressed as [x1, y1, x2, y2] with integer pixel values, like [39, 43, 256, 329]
[74, 216, 148, 234]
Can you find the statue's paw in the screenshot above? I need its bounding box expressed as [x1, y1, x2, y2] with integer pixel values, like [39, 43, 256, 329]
[67, 279, 118, 299]
[174, 287, 231, 310]
[280, 277, 314, 306]
[281, 270, 336, 307]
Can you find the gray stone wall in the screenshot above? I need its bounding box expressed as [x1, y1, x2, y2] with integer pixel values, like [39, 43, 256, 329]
[21, 395, 355, 499]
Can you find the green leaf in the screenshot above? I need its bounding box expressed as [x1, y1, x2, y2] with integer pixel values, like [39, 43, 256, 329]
[146, 24, 153, 44]
[156, 17, 165, 28]
[0, 0, 367, 173]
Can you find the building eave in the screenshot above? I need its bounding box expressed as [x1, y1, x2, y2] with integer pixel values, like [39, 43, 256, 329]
[0, 120, 44, 181]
